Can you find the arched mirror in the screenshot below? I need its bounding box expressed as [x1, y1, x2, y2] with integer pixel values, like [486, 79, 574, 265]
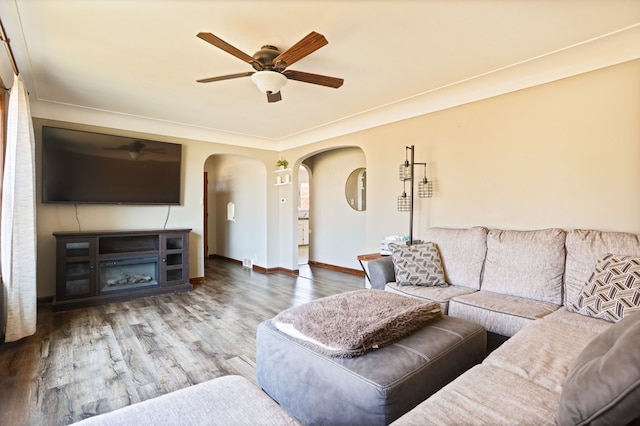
[345, 168, 366, 211]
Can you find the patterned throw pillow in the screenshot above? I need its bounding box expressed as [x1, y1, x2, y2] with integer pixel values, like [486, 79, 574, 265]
[569, 254, 640, 322]
[389, 242, 447, 287]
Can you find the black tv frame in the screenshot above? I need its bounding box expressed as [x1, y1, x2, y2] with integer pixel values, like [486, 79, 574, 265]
[41, 126, 182, 205]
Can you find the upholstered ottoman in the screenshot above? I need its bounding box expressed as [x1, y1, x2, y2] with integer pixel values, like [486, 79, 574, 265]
[256, 314, 486, 425]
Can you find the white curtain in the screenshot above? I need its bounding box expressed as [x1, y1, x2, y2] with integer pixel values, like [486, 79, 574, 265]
[1, 74, 37, 342]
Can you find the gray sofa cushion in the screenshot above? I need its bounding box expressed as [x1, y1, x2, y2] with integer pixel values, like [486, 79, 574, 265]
[449, 290, 559, 337]
[565, 229, 640, 306]
[392, 364, 559, 426]
[385, 282, 476, 314]
[74, 375, 299, 426]
[545, 307, 613, 335]
[481, 228, 566, 304]
[484, 314, 604, 394]
[423, 226, 488, 290]
[557, 312, 640, 426]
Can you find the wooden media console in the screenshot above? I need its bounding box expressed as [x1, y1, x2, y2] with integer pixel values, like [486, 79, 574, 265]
[53, 228, 191, 310]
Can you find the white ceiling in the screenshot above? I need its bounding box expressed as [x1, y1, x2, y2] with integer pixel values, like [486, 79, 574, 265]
[0, 0, 639, 151]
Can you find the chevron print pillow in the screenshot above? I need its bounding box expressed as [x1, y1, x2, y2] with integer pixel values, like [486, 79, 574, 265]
[389, 242, 447, 287]
[569, 254, 640, 322]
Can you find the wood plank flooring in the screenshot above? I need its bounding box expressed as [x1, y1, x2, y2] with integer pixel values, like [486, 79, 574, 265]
[0, 258, 363, 425]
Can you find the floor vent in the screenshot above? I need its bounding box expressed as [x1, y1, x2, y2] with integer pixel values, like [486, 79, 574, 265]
[242, 258, 253, 269]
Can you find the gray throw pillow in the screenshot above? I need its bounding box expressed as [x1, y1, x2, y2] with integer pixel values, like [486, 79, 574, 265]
[557, 312, 640, 426]
[389, 242, 447, 287]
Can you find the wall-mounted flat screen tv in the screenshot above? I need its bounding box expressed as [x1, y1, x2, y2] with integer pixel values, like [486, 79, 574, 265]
[41, 126, 182, 205]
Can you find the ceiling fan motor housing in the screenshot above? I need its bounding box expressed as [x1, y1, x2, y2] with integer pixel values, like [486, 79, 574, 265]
[252, 45, 282, 71]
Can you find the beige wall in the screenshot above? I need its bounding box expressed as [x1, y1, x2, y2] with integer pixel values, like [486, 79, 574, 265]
[35, 59, 640, 296]
[284, 59, 640, 256]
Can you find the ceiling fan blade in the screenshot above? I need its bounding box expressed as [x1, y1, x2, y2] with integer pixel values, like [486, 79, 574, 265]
[267, 91, 282, 103]
[197, 71, 254, 83]
[197, 32, 261, 69]
[273, 31, 328, 69]
[283, 70, 343, 88]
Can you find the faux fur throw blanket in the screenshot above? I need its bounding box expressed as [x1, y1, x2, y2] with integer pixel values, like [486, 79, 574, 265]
[273, 289, 442, 358]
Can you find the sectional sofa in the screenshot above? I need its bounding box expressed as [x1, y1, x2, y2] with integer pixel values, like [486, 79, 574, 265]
[368, 227, 640, 425]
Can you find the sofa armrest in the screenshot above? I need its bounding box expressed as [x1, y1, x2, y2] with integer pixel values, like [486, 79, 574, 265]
[368, 256, 395, 290]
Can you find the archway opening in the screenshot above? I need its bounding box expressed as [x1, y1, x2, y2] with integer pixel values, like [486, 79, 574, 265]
[298, 164, 310, 265]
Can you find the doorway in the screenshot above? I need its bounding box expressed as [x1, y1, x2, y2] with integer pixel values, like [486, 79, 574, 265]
[203, 154, 268, 266]
[297, 147, 366, 273]
[298, 164, 310, 265]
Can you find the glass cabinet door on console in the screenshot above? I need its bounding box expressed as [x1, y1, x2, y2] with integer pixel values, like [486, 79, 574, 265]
[160, 233, 188, 286]
[55, 237, 97, 301]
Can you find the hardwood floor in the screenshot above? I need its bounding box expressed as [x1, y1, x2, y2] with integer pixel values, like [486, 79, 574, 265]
[0, 257, 363, 425]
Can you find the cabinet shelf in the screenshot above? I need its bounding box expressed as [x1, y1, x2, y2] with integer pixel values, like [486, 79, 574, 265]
[99, 250, 160, 261]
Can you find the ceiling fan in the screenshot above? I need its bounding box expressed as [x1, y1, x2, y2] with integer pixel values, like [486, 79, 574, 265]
[196, 31, 344, 103]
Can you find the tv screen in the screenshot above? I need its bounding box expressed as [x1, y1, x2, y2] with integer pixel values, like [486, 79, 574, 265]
[41, 126, 182, 205]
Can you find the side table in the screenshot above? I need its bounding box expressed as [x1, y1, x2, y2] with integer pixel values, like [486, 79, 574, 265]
[357, 252, 387, 288]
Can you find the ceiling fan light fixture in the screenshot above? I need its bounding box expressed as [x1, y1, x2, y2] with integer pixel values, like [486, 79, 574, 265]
[251, 71, 287, 95]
